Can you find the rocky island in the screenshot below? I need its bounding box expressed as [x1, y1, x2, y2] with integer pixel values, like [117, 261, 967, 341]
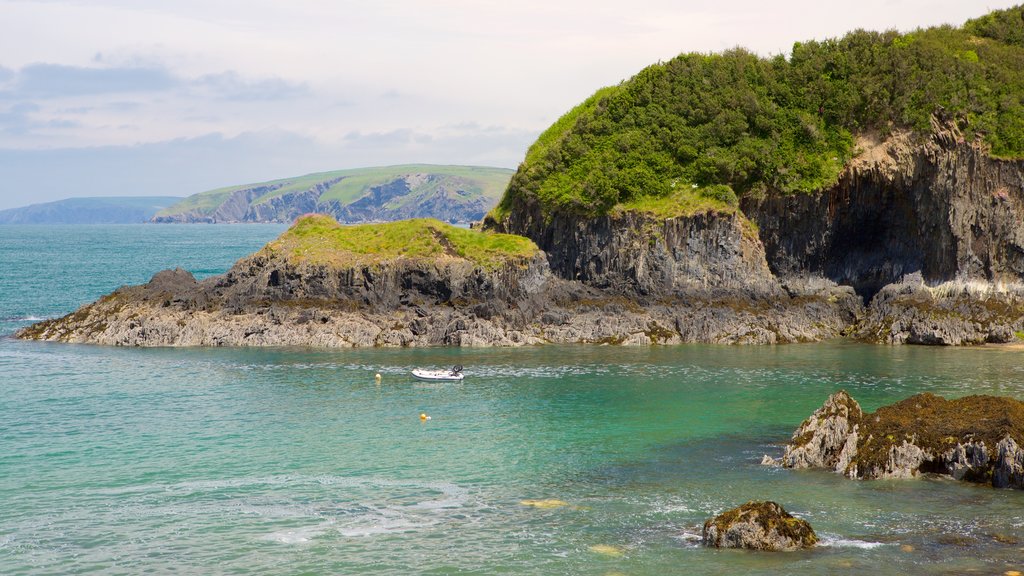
[18, 6, 1024, 347]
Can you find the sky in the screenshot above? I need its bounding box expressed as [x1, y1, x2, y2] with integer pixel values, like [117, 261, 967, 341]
[0, 0, 1018, 210]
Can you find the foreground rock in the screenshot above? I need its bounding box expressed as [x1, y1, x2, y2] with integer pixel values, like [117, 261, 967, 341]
[18, 215, 857, 347]
[702, 501, 817, 551]
[770, 391, 1024, 488]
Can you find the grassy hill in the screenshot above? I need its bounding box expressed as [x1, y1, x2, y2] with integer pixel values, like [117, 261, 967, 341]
[155, 165, 513, 223]
[492, 5, 1024, 220]
[0, 196, 184, 224]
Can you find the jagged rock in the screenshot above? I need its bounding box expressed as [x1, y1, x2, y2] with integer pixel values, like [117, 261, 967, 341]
[994, 437, 1024, 488]
[781, 390, 862, 472]
[773, 391, 1024, 489]
[702, 501, 817, 551]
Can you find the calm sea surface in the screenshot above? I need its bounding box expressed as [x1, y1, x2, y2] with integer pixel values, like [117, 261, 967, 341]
[2, 224, 1024, 575]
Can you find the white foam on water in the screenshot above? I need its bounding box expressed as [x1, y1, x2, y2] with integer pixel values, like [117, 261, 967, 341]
[0, 534, 13, 548]
[336, 510, 427, 538]
[820, 536, 887, 549]
[264, 522, 333, 545]
[677, 531, 702, 542]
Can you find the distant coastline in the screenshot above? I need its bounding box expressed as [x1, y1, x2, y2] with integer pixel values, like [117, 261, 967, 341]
[0, 196, 183, 225]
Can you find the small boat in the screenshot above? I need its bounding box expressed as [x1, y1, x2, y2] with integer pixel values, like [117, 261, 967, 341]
[411, 365, 464, 382]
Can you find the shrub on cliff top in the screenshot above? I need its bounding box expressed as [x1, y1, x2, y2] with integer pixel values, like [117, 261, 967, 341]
[494, 5, 1024, 219]
[266, 214, 538, 270]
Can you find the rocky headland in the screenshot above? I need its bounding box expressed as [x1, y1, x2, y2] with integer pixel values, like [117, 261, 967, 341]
[766, 391, 1024, 489]
[17, 6, 1024, 348]
[18, 214, 856, 347]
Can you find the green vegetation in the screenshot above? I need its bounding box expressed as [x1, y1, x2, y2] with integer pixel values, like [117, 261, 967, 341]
[265, 214, 538, 270]
[613, 185, 737, 219]
[496, 5, 1024, 219]
[156, 165, 513, 218]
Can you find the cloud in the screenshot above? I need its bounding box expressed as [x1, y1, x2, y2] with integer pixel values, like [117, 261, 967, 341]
[0, 62, 307, 103]
[0, 102, 79, 135]
[4, 63, 178, 98]
[195, 71, 308, 101]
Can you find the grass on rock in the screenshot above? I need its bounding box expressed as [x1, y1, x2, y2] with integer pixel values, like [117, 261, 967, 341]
[264, 214, 538, 270]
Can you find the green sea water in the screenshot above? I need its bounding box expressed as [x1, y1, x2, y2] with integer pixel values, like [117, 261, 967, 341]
[2, 225, 1024, 575]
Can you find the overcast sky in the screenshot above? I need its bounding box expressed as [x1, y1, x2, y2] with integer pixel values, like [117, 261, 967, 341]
[0, 0, 1017, 209]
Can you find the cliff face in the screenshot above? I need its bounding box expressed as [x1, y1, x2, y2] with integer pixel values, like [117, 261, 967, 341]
[488, 202, 780, 298]
[479, 118, 1024, 346]
[746, 122, 1024, 300]
[742, 120, 1024, 344]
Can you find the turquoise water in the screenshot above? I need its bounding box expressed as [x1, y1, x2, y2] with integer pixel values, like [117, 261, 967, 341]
[2, 225, 1024, 575]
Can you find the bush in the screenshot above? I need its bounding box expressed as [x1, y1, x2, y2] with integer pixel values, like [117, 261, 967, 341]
[498, 6, 1024, 219]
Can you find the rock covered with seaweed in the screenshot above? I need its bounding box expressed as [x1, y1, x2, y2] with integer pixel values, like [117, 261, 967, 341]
[768, 391, 1024, 489]
[702, 501, 817, 551]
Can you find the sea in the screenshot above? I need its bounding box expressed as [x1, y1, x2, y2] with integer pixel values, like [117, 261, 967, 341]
[2, 224, 1024, 575]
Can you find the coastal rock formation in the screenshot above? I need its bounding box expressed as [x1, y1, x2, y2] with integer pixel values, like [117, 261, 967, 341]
[19, 215, 856, 347]
[771, 391, 1024, 488]
[485, 121, 1024, 344]
[20, 9, 1024, 348]
[745, 120, 1024, 343]
[702, 501, 817, 551]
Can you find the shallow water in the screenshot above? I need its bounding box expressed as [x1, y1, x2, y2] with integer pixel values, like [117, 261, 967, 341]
[1, 225, 1023, 575]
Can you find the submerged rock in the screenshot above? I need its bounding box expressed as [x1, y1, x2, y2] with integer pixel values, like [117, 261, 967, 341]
[773, 391, 1024, 489]
[701, 501, 817, 551]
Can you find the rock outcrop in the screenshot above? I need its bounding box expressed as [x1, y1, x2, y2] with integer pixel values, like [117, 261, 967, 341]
[483, 117, 1024, 345]
[702, 501, 817, 551]
[769, 391, 1024, 489]
[20, 215, 858, 347]
[745, 121, 1024, 343]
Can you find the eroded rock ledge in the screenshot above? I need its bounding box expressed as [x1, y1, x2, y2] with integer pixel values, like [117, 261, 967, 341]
[767, 391, 1024, 489]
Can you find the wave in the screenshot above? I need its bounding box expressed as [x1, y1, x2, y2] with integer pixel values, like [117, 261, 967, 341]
[819, 536, 887, 549]
[2, 315, 46, 322]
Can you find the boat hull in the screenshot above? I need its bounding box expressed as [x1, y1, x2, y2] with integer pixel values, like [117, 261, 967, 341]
[411, 369, 464, 382]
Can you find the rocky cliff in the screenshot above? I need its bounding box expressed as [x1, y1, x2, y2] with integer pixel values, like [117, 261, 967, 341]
[745, 119, 1024, 344]
[481, 116, 1024, 345]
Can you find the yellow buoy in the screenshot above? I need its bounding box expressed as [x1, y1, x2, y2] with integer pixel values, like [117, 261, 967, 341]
[420, 413, 431, 421]
[375, 373, 382, 384]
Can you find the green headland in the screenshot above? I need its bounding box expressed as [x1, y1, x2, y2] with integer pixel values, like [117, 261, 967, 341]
[492, 5, 1024, 220]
